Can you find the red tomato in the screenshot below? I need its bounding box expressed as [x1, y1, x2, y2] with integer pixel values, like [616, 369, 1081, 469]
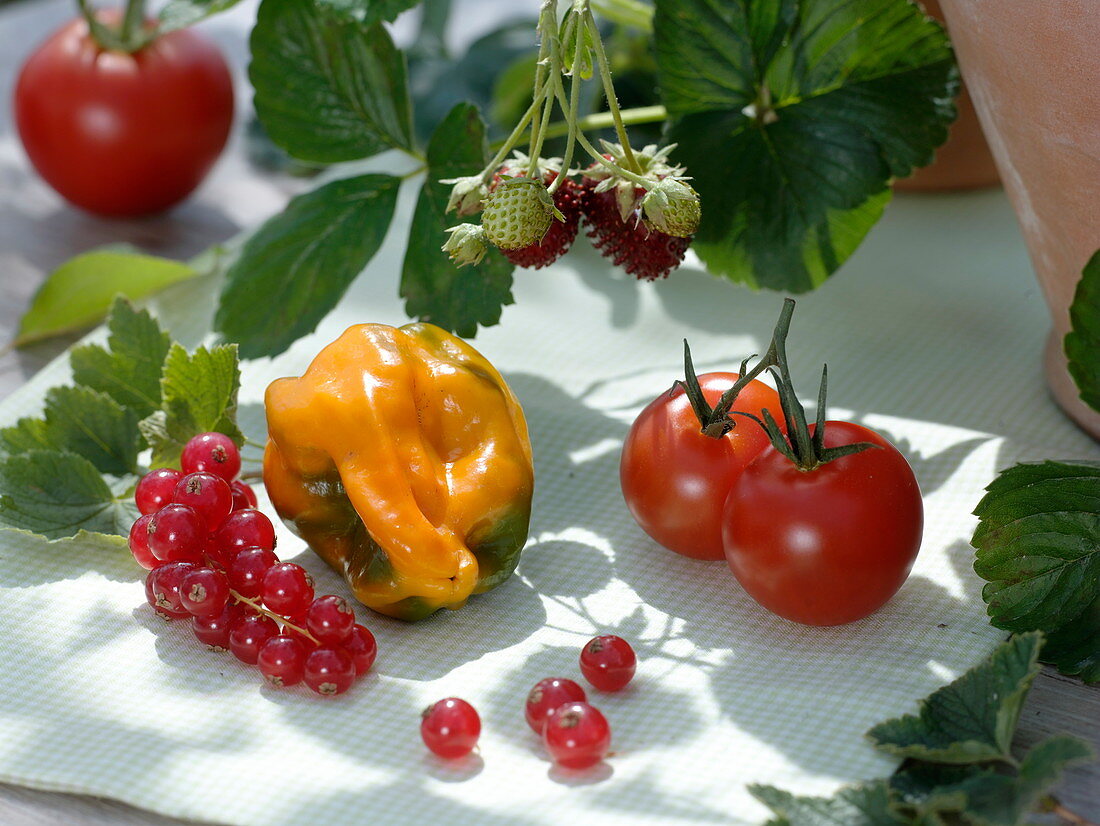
[621, 373, 782, 560]
[722, 421, 923, 626]
[14, 16, 233, 216]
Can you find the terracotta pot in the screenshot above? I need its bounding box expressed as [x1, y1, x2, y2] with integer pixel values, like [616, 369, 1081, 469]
[894, 0, 1000, 192]
[938, 0, 1100, 438]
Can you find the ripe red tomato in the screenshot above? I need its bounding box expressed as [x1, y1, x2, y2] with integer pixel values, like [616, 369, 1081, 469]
[621, 373, 781, 560]
[722, 421, 923, 626]
[14, 16, 233, 216]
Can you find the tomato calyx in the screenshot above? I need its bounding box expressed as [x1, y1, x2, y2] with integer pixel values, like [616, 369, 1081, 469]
[77, 0, 157, 52]
[680, 299, 797, 440]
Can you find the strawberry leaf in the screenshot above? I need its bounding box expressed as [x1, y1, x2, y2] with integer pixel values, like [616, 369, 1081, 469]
[866, 633, 1043, 764]
[654, 0, 956, 292]
[972, 460, 1100, 682]
[156, 0, 242, 34]
[250, 0, 414, 163]
[1065, 248, 1100, 413]
[215, 174, 400, 358]
[749, 781, 904, 825]
[69, 297, 171, 420]
[400, 103, 515, 336]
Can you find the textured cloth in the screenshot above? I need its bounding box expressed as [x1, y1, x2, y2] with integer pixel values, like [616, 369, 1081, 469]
[0, 183, 1096, 826]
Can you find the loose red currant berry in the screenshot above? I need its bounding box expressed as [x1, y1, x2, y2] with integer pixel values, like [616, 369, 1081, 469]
[146, 504, 205, 563]
[135, 468, 183, 515]
[181, 432, 241, 482]
[230, 480, 258, 511]
[172, 472, 233, 533]
[262, 562, 314, 616]
[179, 566, 230, 618]
[343, 624, 377, 677]
[303, 646, 355, 696]
[543, 702, 611, 769]
[258, 634, 307, 687]
[128, 514, 158, 570]
[306, 595, 355, 645]
[421, 698, 480, 759]
[227, 546, 279, 599]
[146, 562, 196, 619]
[214, 508, 276, 554]
[228, 611, 279, 665]
[192, 603, 241, 650]
[525, 677, 587, 733]
[579, 635, 636, 692]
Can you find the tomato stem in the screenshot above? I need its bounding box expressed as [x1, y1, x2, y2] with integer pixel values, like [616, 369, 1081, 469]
[120, 0, 146, 48]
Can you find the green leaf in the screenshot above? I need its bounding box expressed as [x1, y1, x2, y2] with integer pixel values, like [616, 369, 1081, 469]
[139, 343, 243, 468]
[41, 386, 142, 476]
[0, 418, 55, 456]
[866, 633, 1043, 764]
[156, 0, 242, 33]
[654, 0, 956, 292]
[750, 781, 908, 825]
[971, 460, 1100, 682]
[323, 0, 421, 25]
[250, 0, 414, 163]
[0, 451, 138, 539]
[215, 174, 400, 358]
[1065, 248, 1100, 413]
[69, 297, 171, 420]
[15, 248, 195, 347]
[400, 103, 515, 336]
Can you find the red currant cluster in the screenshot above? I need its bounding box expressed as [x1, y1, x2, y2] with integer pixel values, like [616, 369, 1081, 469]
[421, 634, 636, 770]
[126, 432, 376, 696]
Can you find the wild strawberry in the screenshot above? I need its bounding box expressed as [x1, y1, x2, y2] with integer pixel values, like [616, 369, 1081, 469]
[583, 180, 690, 281]
[641, 178, 700, 237]
[442, 223, 489, 267]
[482, 177, 562, 250]
[495, 172, 586, 269]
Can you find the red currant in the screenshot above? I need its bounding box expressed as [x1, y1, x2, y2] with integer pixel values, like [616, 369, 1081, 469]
[181, 432, 241, 482]
[135, 468, 183, 515]
[192, 603, 240, 649]
[525, 677, 587, 733]
[179, 566, 230, 618]
[258, 635, 307, 687]
[227, 546, 279, 599]
[421, 698, 480, 759]
[230, 480, 258, 511]
[303, 647, 355, 696]
[282, 613, 319, 651]
[172, 471, 233, 533]
[306, 595, 355, 645]
[146, 504, 205, 563]
[128, 514, 158, 570]
[228, 611, 279, 665]
[203, 535, 233, 571]
[262, 562, 314, 616]
[145, 562, 196, 619]
[214, 508, 276, 554]
[579, 635, 636, 692]
[543, 702, 611, 769]
[343, 624, 377, 677]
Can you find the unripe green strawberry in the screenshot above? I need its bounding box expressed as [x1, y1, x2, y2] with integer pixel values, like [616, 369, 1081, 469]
[641, 178, 700, 237]
[482, 177, 562, 250]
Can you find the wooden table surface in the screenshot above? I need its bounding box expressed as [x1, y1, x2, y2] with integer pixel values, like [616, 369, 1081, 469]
[1, 0, 1098, 823]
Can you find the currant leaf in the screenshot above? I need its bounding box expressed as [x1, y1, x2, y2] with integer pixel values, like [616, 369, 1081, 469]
[866, 633, 1043, 764]
[400, 103, 515, 337]
[1064, 248, 1100, 413]
[69, 297, 171, 420]
[250, 0, 414, 163]
[654, 0, 956, 292]
[749, 781, 905, 825]
[0, 417, 55, 457]
[41, 386, 142, 476]
[971, 461, 1100, 682]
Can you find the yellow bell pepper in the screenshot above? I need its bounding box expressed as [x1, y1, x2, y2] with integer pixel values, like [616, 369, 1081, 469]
[263, 322, 534, 621]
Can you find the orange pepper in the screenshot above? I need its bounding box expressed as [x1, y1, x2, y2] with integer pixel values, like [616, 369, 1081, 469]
[263, 323, 534, 621]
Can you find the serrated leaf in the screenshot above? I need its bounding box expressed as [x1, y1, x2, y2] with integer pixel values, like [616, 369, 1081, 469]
[866, 633, 1043, 765]
[0, 452, 138, 539]
[1041, 595, 1100, 683]
[971, 460, 1100, 682]
[401, 103, 515, 336]
[69, 297, 171, 420]
[215, 174, 400, 358]
[322, 0, 420, 25]
[1065, 248, 1100, 413]
[750, 781, 907, 825]
[156, 0, 242, 33]
[250, 0, 414, 163]
[0, 418, 55, 456]
[41, 386, 142, 476]
[15, 248, 195, 347]
[140, 343, 243, 468]
[654, 0, 956, 292]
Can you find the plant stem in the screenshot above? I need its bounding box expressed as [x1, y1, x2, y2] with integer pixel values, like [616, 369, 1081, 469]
[120, 0, 146, 49]
[493, 105, 667, 150]
[77, 0, 124, 51]
[481, 90, 547, 183]
[549, 10, 586, 197]
[527, 0, 558, 176]
[590, 0, 654, 31]
[583, 8, 640, 173]
[1041, 797, 1099, 826]
[231, 589, 320, 645]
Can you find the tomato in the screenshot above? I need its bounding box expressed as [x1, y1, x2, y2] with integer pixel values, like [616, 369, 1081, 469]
[620, 373, 781, 560]
[14, 15, 233, 217]
[722, 421, 923, 626]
